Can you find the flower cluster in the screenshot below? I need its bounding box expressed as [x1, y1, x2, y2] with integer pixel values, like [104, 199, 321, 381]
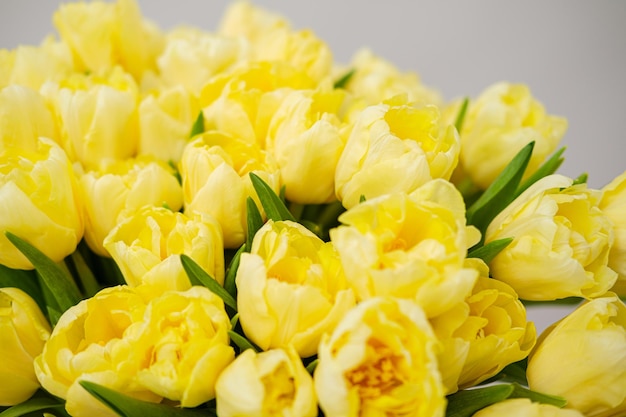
[1, 1, 625, 417]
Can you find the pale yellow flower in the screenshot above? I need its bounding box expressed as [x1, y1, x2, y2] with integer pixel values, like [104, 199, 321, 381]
[330, 180, 478, 317]
[600, 170, 626, 295]
[458, 82, 567, 189]
[215, 347, 317, 417]
[472, 398, 585, 417]
[0, 37, 73, 91]
[41, 67, 139, 171]
[124, 286, 235, 407]
[314, 297, 445, 417]
[34, 286, 159, 417]
[138, 85, 200, 163]
[344, 48, 443, 107]
[103, 206, 224, 293]
[527, 293, 626, 416]
[180, 130, 280, 248]
[334, 95, 459, 209]
[0, 288, 51, 406]
[200, 61, 316, 148]
[218, 1, 290, 42]
[431, 258, 536, 394]
[157, 27, 249, 92]
[79, 157, 183, 256]
[486, 174, 617, 300]
[53, 0, 164, 79]
[266, 88, 349, 203]
[236, 220, 356, 357]
[0, 85, 57, 150]
[0, 137, 83, 270]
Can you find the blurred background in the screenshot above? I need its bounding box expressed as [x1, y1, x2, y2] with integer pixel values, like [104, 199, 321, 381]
[2, 0, 625, 332]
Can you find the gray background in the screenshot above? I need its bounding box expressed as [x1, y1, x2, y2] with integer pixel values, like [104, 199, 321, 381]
[2, 0, 625, 332]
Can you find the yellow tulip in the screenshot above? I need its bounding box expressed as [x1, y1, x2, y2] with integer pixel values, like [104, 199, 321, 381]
[180, 130, 281, 248]
[34, 286, 159, 417]
[330, 180, 478, 317]
[486, 174, 617, 300]
[236, 220, 356, 357]
[138, 86, 200, 163]
[266, 88, 349, 203]
[314, 297, 445, 417]
[124, 286, 235, 407]
[218, 1, 289, 41]
[432, 259, 536, 394]
[458, 82, 567, 189]
[199, 61, 317, 147]
[53, 0, 163, 78]
[527, 293, 626, 416]
[41, 67, 139, 171]
[600, 170, 626, 295]
[79, 157, 183, 256]
[0, 137, 83, 270]
[344, 48, 443, 107]
[334, 95, 459, 209]
[103, 206, 224, 293]
[472, 398, 585, 417]
[215, 347, 317, 417]
[157, 27, 249, 93]
[0, 85, 57, 150]
[0, 288, 51, 405]
[0, 37, 73, 91]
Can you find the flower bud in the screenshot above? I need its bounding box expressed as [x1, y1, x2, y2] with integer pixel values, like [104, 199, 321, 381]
[334, 95, 459, 209]
[600, 170, 626, 295]
[180, 131, 280, 248]
[79, 157, 183, 256]
[527, 293, 626, 416]
[0, 288, 51, 405]
[0, 85, 57, 150]
[486, 175, 617, 300]
[0, 137, 83, 269]
[236, 220, 355, 357]
[216, 347, 317, 417]
[458, 82, 567, 189]
[41, 67, 139, 171]
[103, 206, 224, 293]
[267, 88, 348, 203]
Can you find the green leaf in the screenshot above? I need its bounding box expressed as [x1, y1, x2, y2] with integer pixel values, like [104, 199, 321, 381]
[189, 111, 204, 138]
[249, 172, 296, 222]
[454, 97, 470, 133]
[230, 312, 239, 329]
[572, 172, 588, 185]
[509, 383, 567, 408]
[516, 146, 565, 197]
[5, 232, 81, 317]
[246, 197, 264, 251]
[467, 142, 535, 234]
[333, 68, 355, 89]
[446, 384, 514, 417]
[305, 359, 318, 375]
[68, 251, 100, 298]
[79, 381, 211, 417]
[0, 396, 66, 417]
[359, 195, 366, 203]
[481, 359, 528, 386]
[167, 160, 183, 186]
[228, 330, 260, 352]
[224, 244, 245, 299]
[467, 238, 513, 264]
[180, 254, 237, 311]
[0, 265, 45, 313]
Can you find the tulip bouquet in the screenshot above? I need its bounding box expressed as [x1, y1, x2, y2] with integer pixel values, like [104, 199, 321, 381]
[1, 1, 625, 417]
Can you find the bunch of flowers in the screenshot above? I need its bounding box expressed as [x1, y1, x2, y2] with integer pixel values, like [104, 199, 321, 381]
[1, 1, 625, 416]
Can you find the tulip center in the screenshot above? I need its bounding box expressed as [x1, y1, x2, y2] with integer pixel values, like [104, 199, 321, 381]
[345, 338, 403, 399]
[261, 362, 296, 414]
